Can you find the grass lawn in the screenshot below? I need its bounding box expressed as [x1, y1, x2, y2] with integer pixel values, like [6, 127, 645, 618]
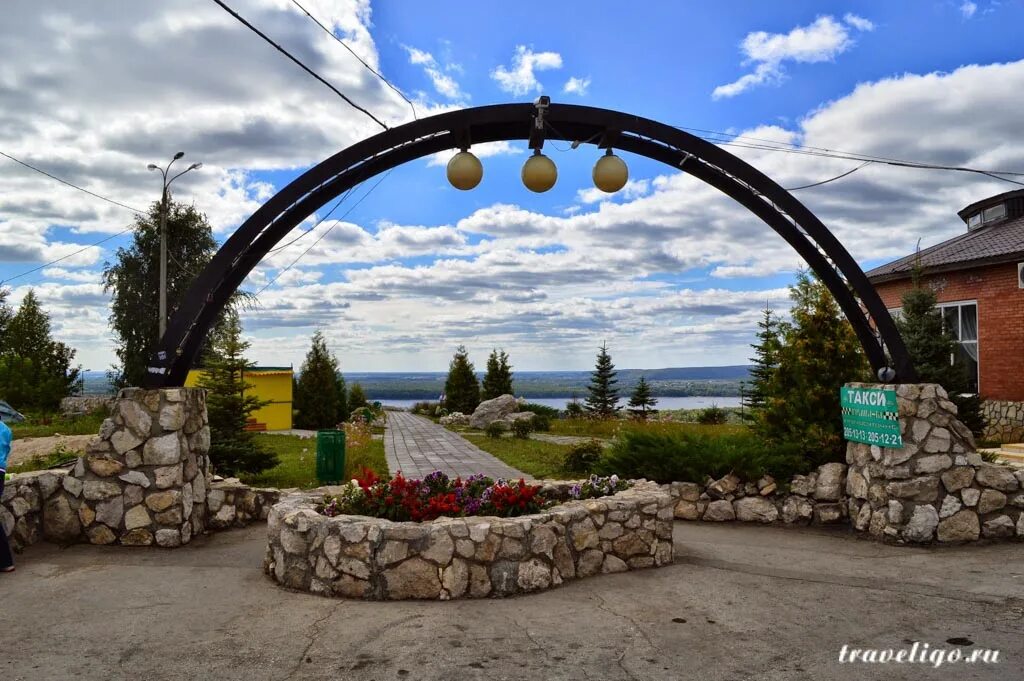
[462, 434, 576, 479]
[549, 418, 747, 440]
[241, 434, 388, 489]
[9, 410, 108, 439]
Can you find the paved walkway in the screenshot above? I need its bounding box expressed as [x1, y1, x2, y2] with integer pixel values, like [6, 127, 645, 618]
[384, 411, 527, 479]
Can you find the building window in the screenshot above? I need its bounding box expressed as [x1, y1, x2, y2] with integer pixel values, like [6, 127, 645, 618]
[967, 202, 1007, 229]
[939, 301, 979, 393]
[885, 302, 979, 393]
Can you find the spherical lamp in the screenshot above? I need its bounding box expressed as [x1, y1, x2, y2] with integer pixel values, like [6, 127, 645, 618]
[446, 149, 483, 190]
[592, 149, 628, 193]
[521, 149, 557, 193]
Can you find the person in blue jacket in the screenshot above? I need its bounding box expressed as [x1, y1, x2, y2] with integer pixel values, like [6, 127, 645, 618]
[0, 419, 14, 572]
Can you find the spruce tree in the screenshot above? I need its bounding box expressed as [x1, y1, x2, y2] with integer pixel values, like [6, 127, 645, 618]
[585, 342, 620, 418]
[743, 304, 781, 420]
[757, 271, 868, 466]
[444, 345, 480, 414]
[895, 279, 984, 436]
[627, 376, 658, 419]
[0, 289, 80, 411]
[197, 313, 278, 476]
[294, 331, 345, 429]
[348, 382, 369, 412]
[481, 348, 514, 399]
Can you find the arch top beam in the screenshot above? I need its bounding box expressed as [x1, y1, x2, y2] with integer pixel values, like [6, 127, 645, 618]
[144, 101, 916, 388]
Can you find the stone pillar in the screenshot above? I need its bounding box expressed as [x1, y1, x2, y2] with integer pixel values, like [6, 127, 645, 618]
[66, 388, 211, 547]
[845, 383, 1023, 543]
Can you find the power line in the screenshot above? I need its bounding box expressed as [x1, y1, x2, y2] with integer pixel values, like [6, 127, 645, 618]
[288, 0, 417, 120]
[674, 125, 1024, 184]
[268, 186, 357, 254]
[0, 150, 145, 213]
[210, 0, 389, 131]
[785, 161, 873, 191]
[0, 227, 134, 287]
[257, 170, 393, 294]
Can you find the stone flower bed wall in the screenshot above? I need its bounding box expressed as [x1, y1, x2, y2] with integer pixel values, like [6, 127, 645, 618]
[670, 384, 1024, 545]
[264, 480, 674, 600]
[0, 470, 69, 552]
[670, 462, 850, 526]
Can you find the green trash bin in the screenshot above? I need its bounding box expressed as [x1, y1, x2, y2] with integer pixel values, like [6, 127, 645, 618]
[316, 429, 346, 484]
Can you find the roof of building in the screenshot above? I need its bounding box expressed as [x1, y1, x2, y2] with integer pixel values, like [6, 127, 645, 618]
[866, 192, 1024, 283]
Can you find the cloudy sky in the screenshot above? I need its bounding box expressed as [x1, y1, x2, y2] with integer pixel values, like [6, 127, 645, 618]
[2, 0, 1023, 373]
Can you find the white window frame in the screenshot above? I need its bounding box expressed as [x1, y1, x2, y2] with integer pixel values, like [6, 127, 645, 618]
[886, 300, 980, 394]
[936, 299, 979, 395]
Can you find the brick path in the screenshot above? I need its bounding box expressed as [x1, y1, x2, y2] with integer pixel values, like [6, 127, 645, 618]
[384, 411, 527, 480]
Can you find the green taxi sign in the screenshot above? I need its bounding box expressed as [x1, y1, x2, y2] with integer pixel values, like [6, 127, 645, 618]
[840, 387, 903, 448]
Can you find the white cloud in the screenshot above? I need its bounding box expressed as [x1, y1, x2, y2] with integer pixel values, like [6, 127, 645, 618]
[713, 15, 871, 99]
[40, 267, 103, 283]
[491, 45, 563, 96]
[425, 141, 523, 167]
[403, 45, 465, 100]
[576, 179, 651, 204]
[960, 1, 978, 18]
[563, 76, 591, 96]
[843, 13, 875, 32]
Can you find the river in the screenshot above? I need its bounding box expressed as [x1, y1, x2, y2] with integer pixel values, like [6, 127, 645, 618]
[375, 395, 742, 410]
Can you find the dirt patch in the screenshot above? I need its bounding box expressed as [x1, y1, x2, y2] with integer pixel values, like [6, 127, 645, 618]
[9, 434, 94, 467]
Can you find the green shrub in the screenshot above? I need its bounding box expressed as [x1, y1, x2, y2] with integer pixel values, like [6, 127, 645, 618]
[522, 402, 560, 419]
[411, 401, 439, 416]
[564, 439, 603, 474]
[596, 430, 808, 484]
[698, 405, 728, 425]
[530, 414, 551, 432]
[511, 418, 533, 439]
[565, 401, 584, 418]
[485, 421, 506, 439]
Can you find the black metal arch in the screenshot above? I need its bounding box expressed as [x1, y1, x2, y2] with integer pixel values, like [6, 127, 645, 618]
[144, 102, 916, 388]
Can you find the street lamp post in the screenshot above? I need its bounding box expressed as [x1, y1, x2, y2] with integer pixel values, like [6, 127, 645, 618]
[147, 152, 201, 340]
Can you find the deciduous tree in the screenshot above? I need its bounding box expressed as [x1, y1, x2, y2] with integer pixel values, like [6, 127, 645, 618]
[102, 199, 221, 388]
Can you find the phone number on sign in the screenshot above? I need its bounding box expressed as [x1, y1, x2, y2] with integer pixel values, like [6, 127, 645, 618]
[843, 427, 901, 446]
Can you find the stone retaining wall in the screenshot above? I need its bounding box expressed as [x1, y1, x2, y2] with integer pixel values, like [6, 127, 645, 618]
[981, 399, 1024, 443]
[846, 383, 1023, 543]
[670, 462, 850, 526]
[669, 384, 1024, 545]
[0, 470, 68, 552]
[207, 481, 281, 530]
[264, 481, 674, 600]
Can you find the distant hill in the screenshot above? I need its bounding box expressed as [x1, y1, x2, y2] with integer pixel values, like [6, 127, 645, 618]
[78, 365, 753, 399]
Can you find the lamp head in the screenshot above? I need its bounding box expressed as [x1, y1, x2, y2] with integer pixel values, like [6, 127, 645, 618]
[521, 149, 557, 193]
[592, 149, 629, 193]
[446, 149, 483, 191]
[173, 151, 185, 160]
[147, 164, 159, 171]
[189, 163, 203, 171]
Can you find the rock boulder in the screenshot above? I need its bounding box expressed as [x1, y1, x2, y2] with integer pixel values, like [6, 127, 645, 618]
[468, 394, 521, 430]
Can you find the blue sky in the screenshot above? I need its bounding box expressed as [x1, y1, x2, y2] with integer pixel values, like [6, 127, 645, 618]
[2, 0, 1023, 372]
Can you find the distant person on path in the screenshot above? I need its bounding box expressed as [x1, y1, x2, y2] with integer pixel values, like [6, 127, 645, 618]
[0, 420, 14, 572]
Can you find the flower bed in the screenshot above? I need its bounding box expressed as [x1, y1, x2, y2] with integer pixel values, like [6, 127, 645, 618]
[318, 470, 629, 522]
[265, 477, 673, 600]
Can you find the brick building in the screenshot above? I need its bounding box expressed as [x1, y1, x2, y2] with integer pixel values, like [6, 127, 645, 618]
[867, 190, 1024, 442]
